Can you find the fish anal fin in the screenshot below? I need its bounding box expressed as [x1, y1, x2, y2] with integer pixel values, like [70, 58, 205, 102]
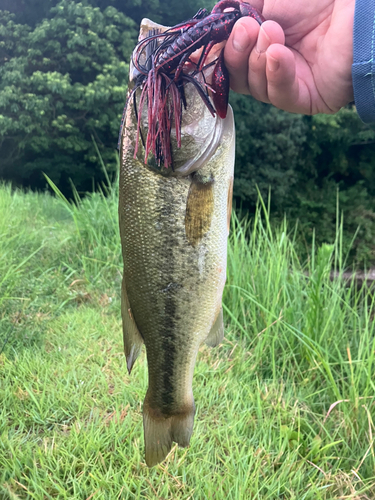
[205, 307, 224, 347]
[121, 277, 143, 374]
[143, 398, 195, 467]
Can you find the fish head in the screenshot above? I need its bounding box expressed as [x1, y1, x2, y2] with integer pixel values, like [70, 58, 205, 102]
[124, 19, 234, 177]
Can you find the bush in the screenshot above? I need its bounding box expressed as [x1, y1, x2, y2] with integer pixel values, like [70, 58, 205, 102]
[0, 1, 137, 193]
[230, 95, 375, 265]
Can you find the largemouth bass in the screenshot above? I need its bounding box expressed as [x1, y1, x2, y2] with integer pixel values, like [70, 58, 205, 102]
[119, 18, 235, 467]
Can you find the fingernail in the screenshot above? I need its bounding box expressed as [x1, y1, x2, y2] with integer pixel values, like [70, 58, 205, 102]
[267, 54, 279, 72]
[232, 24, 249, 52]
[257, 26, 270, 53]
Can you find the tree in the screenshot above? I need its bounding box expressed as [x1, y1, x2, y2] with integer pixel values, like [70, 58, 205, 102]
[0, 0, 209, 29]
[230, 92, 313, 209]
[0, 1, 137, 193]
[230, 93, 375, 264]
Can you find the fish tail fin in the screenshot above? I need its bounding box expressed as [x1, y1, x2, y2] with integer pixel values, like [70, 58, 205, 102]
[143, 399, 195, 467]
[171, 406, 195, 447]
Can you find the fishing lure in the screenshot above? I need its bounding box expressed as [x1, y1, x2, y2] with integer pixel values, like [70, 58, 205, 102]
[118, 0, 264, 169]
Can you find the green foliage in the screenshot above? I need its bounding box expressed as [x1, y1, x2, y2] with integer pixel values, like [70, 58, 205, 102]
[0, 1, 136, 193]
[230, 93, 313, 209]
[231, 95, 375, 265]
[0, 0, 57, 26]
[1, 0, 210, 28]
[292, 108, 375, 265]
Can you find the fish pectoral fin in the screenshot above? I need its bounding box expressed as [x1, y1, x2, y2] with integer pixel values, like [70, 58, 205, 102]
[121, 278, 143, 374]
[143, 399, 195, 467]
[205, 307, 224, 347]
[185, 179, 214, 247]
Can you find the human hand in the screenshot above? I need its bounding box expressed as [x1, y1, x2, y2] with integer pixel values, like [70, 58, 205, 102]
[224, 0, 355, 114]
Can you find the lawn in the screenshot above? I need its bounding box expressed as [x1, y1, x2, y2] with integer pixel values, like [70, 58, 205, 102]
[1, 182, 374, 499]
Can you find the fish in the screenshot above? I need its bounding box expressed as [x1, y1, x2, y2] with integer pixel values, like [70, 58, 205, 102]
[118, 18, 235, 467]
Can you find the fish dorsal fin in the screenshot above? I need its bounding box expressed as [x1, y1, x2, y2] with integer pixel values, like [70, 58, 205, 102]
[121, 278, 144, 374]
[205, 307, 224, 347]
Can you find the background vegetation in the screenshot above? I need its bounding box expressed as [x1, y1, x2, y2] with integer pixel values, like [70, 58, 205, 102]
[1, 183, 375, 498]
[1, 3, 374, 496]
[1, 0, 375, 264]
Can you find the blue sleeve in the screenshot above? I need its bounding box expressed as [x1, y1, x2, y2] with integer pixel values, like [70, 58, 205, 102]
[352, 0, 375, 123]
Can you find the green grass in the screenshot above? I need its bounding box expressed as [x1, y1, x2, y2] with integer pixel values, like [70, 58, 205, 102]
[1, 182, 375, 499]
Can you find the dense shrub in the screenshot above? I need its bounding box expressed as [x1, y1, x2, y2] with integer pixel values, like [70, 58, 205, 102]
[0, 1, 136, 193]
[0, 0, 208, 28]
[231, 95, 375, 264]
